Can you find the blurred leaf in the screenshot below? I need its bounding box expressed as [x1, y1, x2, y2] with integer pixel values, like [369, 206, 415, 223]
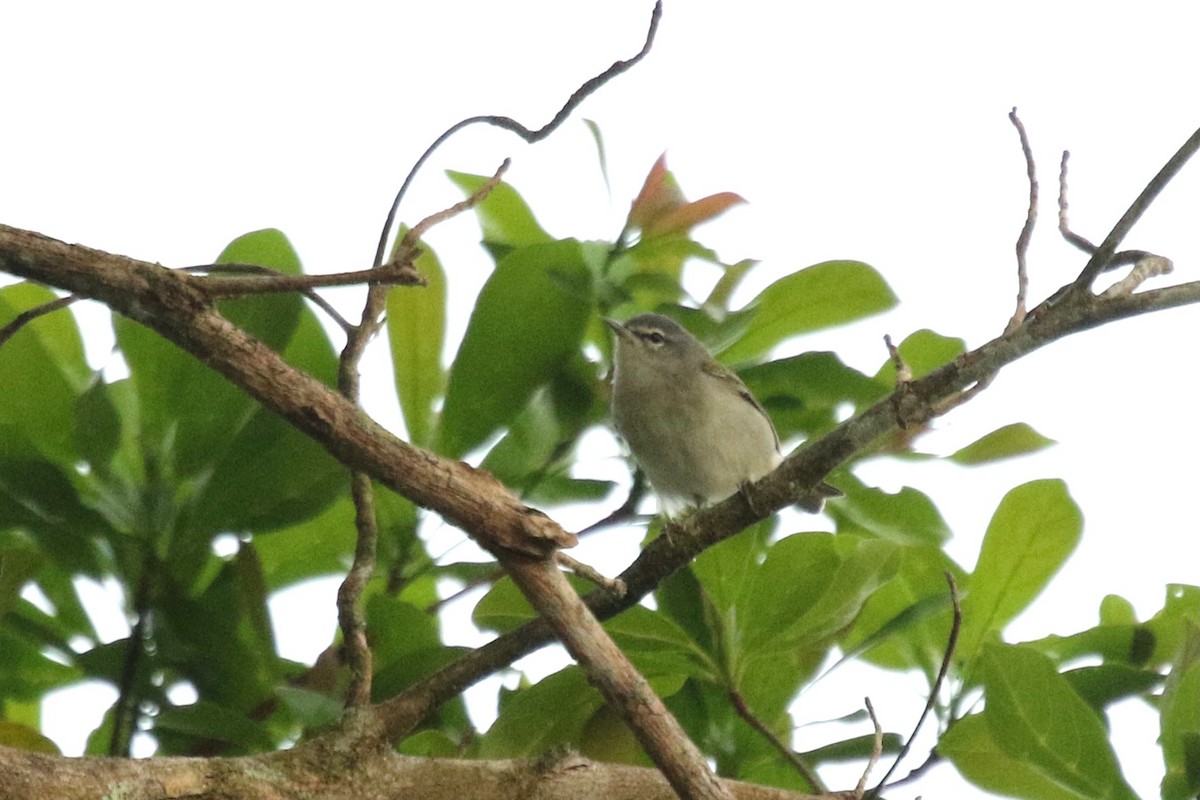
[275, 686, 342, 730]
[155, 699, 276, 752]
[388, 229, 446, 447]
[437, 240, 593, 457]
[479, 667, 600, 757]
[448, 171, 552, 248]
[981, 643, 1138, 800]
[0, 459, 106, 575]
[0, 283, 88, 462]
[940, 713, 1092, 800]
[473, 577, 533, 635]
[959, 480, 1082, 662]
[0, 720, 59, 754]
[156, 551, 282, 713]
[583, 119, 610, 194]
[251, 496, 354, 590]
[0, 627, 80, 701]
[626, 154, 744, 238]
[213, 229, 303, 352]
[949, 422, 1056, 465]
[874, 328, 965, 383]
[0, 533, 42, 621]
[73, 380, 122, 471]
[741, 352, 883, 440]
[800, 732, 902, 763]
[704, 259, 758, 312]
[720, 261, 896, 365]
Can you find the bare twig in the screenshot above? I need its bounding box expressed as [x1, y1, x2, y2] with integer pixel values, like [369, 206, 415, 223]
[1007, 108, 1035, 331]
[869, 572, 961, 797]
[728, 688, 826, 791]
[1073, 124, 1200, 290]
[0, 293, 76, 349]
[855, 698, 884, 800]
[555, 552, 626, 597]
[1058, 150, 1097, 254]
[386, 159, 511, 269]
[883, 334, 911, 385]
[372, 1, 663, 271]
[575, 470, 649, 538]
[191, 261, 423, 300]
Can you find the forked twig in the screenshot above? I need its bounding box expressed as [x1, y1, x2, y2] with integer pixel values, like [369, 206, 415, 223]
[1007, 108, 1035, 330]
[868, 572, 961, 797]
[371, 1, 663, 271]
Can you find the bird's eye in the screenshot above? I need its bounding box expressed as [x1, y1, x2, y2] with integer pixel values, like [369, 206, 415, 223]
[643, 330, 666, 346]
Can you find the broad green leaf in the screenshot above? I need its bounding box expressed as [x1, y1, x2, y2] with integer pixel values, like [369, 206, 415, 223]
[186, 306, 343, 536]
[478, 667, 601, 757]
[980, 643, 1138, 800]
[473, 576, 534, 634]
[840, 544, 961, 674]
[741, 351, 883, 440]
[447, 171, 552, 248]
[829, 475, 952, 546]
[959, 480, 1082, 662]
[720, 261, 897, 364]
[0, 460, 105, 575]
[950, 422, 1056, 465]
[234, 497, 352, 590]
[874, 328, 966, 384]
[113, 229, 306, 478]
[388, 229, 445, 446]
[940, 713, 1093, 800]
[0, 283, 88, 461]
[601, 604, 714, 679]
[690, 520, 773, 623]
[746, 534, 900, 652]
[437, 239, 593, 457]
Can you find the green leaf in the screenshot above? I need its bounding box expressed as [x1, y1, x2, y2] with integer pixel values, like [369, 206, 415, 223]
[601, 604, 714, 680]
[940, 714, 1094, 800]
[949, 422, 1056, 465]
[829, 475, 952, 546]
[437, 239, 593, 457]
[233, 497, 351, 590]
[720, 261, 897, 364]
[840, 544, 961, 674]
[980, 643, 1138, 800]
[959, 480, 1083, 662]
[0, 720, 59, 754]
[1161, 657, 1200, 799]
[0, 533, 43, 622]
[388, 232, 445, 447]
[473, 577, 533, 634]
[704, 259, 758, 312]
[1063, 664, 1163, 712]
[275, 686, 342, 730]
[447, 171, 552, 248]
[155, 699, 276, 752]
[874, 328, 966, 383]
[740, 351, 883, 440]
[746, 534, 900, 652]
[0, 283, 88, 461]
[479, 667, 601, 757]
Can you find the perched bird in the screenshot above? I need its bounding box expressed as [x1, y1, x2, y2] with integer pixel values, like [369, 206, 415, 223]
[605, 313, 839, 516]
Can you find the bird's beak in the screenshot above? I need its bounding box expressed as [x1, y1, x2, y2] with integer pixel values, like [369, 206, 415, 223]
[603, 317, 631, 341]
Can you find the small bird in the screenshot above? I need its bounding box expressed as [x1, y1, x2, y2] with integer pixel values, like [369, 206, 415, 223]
[605, 313, 839, 516]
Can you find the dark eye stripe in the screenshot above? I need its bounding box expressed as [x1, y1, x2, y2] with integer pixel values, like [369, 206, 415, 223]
[641, 330, 666, 345]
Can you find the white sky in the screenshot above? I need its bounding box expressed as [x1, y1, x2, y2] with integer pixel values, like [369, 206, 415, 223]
[5, 2, 1199, 797]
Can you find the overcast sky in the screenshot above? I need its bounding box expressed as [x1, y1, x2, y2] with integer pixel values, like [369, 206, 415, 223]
[5, 3, 1199, 797]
